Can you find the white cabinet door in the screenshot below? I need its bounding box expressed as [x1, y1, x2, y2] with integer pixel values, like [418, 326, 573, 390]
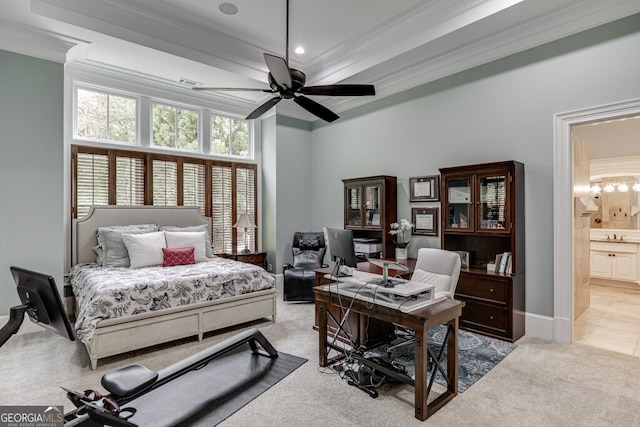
[611, 253, 637, 281]
[591, 251, 612, 278]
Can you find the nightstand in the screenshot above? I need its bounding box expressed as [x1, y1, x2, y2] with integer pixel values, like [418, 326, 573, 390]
[222, 251, 268, 270]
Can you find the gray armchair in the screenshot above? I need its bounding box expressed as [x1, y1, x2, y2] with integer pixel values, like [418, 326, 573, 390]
[283, 232, 327, 302]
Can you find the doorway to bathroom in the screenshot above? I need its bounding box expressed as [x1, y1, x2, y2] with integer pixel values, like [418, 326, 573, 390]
[569, 106, 640, 357]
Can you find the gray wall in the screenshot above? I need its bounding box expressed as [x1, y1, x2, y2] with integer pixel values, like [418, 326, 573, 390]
[262, 115, 317, 275]
[0, 50, 64, 315]
[301, 14, 640, 318]
[261, 116, 277, 273]
[274, 117, 314, 272]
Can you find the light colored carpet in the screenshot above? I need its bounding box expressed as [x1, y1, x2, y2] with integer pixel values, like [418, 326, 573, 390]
[2, 285, 640, 426]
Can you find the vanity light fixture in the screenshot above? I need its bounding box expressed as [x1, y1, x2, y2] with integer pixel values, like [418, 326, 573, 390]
[633, 183, 640, 192]
[590, 184, 602, 194]
[618, 182, 629, 192]
[603, 183, 615, 193]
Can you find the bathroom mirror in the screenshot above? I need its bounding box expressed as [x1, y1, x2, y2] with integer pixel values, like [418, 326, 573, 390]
[589, 175, 640, 229]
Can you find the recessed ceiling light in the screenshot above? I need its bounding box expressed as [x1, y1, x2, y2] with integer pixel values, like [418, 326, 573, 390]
[219, 3, 238, 15]
[294, 46, 305, 54]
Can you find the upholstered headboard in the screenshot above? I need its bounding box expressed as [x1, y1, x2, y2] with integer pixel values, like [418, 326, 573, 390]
[73, 206, 211, 265]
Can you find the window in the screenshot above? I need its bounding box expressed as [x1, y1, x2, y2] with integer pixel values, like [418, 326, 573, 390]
[152, 103, 199, 152]
[72, 146, 257, 253]
[76, 88, 136, 144]
[71, 78, 258, 253]
[211, 115, 249, 156]
[74, 85, 252, 160]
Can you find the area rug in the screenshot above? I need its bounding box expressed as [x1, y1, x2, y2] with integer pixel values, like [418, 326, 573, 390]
[121, 345, 307, 426]
[368, 325, 516, 392]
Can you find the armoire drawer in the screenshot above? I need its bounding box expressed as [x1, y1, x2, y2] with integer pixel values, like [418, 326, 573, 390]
[456, 275, 508, 305]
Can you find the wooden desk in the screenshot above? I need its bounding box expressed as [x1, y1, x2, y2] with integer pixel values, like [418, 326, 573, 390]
[314, 258, 416, 287]
[313, 259, 416, 347]
[315, 286, 463, 421]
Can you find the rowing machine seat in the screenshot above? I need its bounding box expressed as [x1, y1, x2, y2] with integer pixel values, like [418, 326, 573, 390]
[101, 364, 158, 398]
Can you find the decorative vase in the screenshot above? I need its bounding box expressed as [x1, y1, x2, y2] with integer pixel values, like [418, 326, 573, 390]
[395, 248, 408, 260]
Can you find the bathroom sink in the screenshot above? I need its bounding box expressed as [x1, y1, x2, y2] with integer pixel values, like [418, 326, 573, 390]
[591, 238, 636, 243]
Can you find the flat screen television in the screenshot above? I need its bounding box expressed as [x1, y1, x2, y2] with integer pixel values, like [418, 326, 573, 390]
[0, 266, 75, 348]
[326, 228, 358, 269]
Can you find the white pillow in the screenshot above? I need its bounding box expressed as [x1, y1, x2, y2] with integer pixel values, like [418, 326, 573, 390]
[97, 227, 158, 268]
[164, 231, 207, 262]
[411, 268, 452, 295]
[122, 231, 167, 268]
[159, 225, 213, 258]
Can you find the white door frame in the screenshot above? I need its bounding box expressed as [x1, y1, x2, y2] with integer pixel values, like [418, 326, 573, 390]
[553, 97, 640, 344]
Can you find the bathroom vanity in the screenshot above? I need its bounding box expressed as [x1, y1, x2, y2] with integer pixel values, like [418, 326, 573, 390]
[590, 231, 640, 286]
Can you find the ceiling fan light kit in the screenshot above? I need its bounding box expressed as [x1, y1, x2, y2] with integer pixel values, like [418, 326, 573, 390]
[195, 0, 375, 122]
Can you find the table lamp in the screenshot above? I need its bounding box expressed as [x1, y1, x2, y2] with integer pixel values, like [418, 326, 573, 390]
[233, 213, 256, 254]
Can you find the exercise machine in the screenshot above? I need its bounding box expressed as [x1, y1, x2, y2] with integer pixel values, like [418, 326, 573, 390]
[64, 327, 278, 426]
[2, 267, 278, 426]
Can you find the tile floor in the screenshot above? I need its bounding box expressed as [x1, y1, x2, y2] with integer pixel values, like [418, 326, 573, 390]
[575, 283, 640, 357]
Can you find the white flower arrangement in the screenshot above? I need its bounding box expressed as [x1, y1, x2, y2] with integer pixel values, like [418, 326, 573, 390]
[389, 218, 414, 248]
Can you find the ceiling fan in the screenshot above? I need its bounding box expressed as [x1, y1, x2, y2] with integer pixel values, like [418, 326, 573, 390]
[193, 0, 375, 122]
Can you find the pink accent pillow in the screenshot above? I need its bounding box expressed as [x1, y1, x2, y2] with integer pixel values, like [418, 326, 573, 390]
[162, 247, 196, 267]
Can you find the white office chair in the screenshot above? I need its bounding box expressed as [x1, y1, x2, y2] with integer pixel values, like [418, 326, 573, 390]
[386, 248, 461, 354]
[412, 248, 461, 300]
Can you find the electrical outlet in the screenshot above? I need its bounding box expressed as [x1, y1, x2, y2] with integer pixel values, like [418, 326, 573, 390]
[268, 263, 273, 272]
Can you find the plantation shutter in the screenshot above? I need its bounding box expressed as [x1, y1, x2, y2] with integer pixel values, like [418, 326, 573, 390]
[73, 146, 258, 255]
[236, 166, 256, 251]
[211, 164, 233, 253]
[183, 162, 206, 215]
[152, 159, 178, 206]
[75, 151, 109, 218]
[115, 155, 144, 206]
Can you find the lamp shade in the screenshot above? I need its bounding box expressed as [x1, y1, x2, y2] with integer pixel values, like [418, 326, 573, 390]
[233, 213, 256, 229]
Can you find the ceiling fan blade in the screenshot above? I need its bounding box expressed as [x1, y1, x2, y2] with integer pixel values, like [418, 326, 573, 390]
[299, 84, 376, 96]
[264, 53, 292, 89]
[246, 97, 282, 120]
[293, 95, 339, 122]
[193, 87, 274, 93]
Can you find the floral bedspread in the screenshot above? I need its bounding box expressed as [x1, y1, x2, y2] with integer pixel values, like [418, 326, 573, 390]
[69, 257, 274, 345]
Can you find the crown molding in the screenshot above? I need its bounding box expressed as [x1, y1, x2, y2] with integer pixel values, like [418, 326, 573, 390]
[26, 0, 640, 123]
[0, 17, 84, 62]
[66, 61, 257, 118]
[304, 0, 640, 116]
[32, 0, 270, 81]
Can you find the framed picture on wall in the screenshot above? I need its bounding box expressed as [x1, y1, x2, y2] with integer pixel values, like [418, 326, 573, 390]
[412, 207, 438, 236]
[409, 175, 440, 202]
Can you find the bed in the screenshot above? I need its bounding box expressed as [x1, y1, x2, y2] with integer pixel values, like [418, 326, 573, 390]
[70, 206, 277, 370]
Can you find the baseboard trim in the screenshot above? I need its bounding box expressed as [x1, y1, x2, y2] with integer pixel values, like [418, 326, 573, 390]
[524, 312, 556, 342]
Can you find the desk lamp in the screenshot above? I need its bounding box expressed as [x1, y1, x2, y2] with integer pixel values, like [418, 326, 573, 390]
[233, 213, 256, 254]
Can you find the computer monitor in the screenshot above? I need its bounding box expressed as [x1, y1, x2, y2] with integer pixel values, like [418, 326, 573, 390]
[326, 227, 358, 269]
[0, 266, 76, 348]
